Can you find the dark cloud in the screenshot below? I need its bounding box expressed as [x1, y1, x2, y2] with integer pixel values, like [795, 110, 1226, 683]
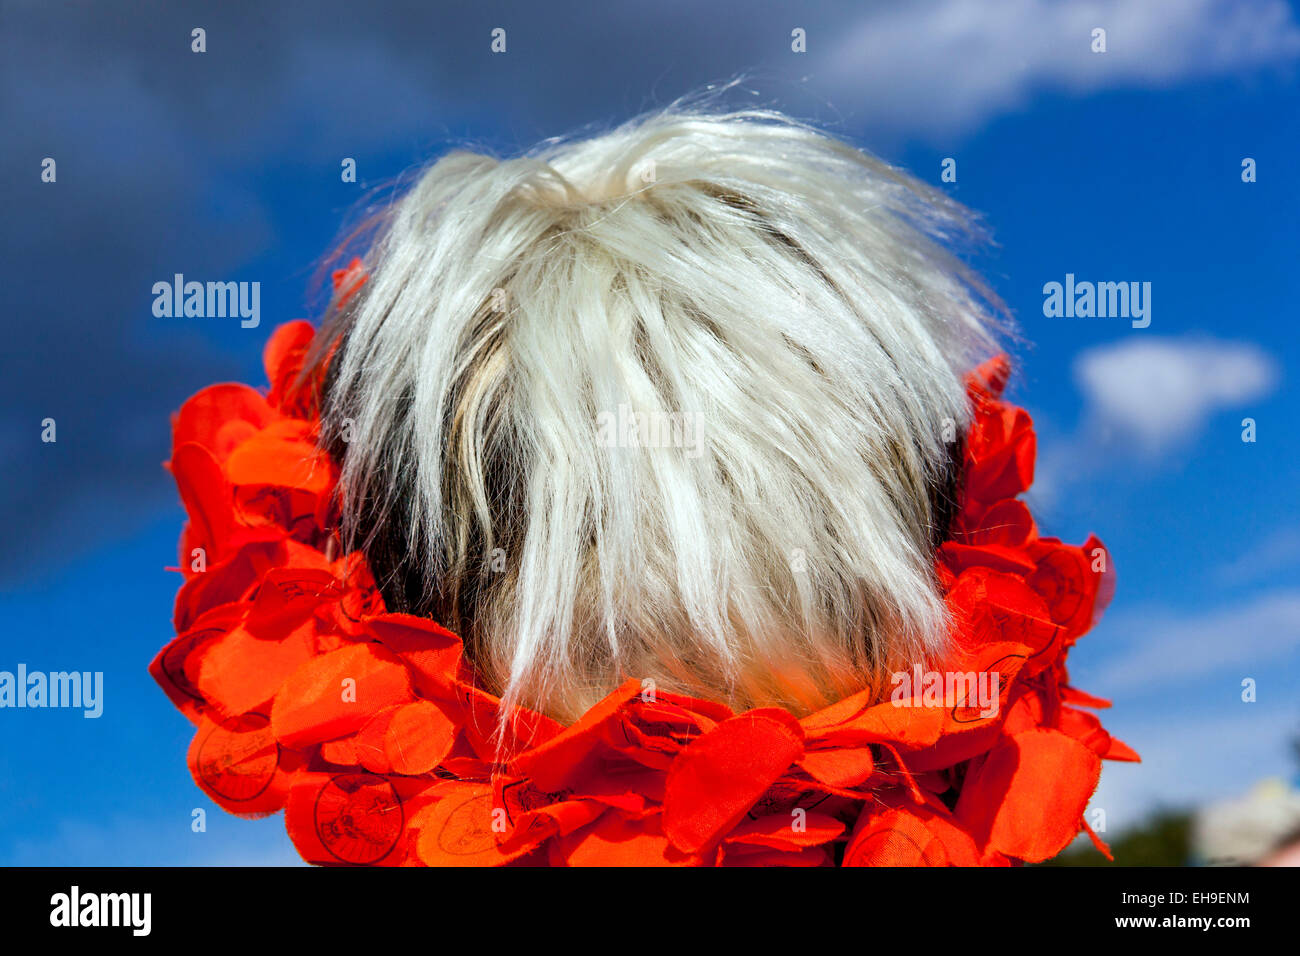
[0, 0, 840, 582]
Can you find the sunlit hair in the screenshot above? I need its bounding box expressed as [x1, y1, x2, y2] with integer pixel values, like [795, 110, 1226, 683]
[314, 105, 1002, 724]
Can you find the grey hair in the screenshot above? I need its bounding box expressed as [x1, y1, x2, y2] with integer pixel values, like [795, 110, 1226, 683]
[317, 106, 1002, 724]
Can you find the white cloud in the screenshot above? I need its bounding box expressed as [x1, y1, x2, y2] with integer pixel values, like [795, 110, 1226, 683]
[1087, 697, 1298, 834]
[1073, 337, 1278, 454]
[1218, 526, 1300, 585]
[1050, 586, 1300, 836]
[823, 0, 1300, 136]
[1079, 589, 1300, 695]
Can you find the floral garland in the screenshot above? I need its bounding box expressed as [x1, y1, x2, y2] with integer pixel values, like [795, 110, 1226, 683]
[151, 262, 1137, 866]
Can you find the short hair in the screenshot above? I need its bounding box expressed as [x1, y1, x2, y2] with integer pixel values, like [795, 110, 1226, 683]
[316, 106, 1001, 724]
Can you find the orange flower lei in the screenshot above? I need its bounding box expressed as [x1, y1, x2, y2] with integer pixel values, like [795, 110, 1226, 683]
[152, 263, 1137, 866]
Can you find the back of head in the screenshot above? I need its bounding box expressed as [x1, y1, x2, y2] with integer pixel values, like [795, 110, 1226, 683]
[317, 106, 1000, 724]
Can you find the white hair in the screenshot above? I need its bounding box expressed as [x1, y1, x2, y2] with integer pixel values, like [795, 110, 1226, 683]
[316, 105, 1001, 724]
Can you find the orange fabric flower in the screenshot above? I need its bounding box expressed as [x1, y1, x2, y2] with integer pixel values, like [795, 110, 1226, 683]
[150, 268, 1136, 865]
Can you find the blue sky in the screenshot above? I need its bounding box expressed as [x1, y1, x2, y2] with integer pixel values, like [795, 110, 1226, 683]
[1, 0, 1298, 864]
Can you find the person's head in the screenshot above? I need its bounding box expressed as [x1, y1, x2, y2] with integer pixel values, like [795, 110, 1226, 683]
[315, 106, 1002, 723]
